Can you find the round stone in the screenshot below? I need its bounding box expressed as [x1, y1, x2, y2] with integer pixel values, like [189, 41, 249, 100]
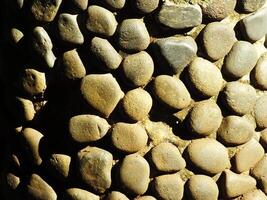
[154, 75, 191, 109]
[253, 54, 267, 90]
[241, 0, 266, 13]
[48, 154, 71, 181]
[77, 146, 113, 193]
[122, 88, 152, 121]
[186, 175, 219, 200]
[71, 0, 88, 10]
[224, 41, 258, 79]
[203, 22, 236, 60]
[69, 114, 110, 143]
[120, 154, 150, 195]
[11, 97, 35, 122]
[104, 0, 125, 10]
[223, 82, 257, 115]
[188, 100, 222, 136]
[151, 142, 186, 172]
[86, 5, 118, 37]
[10, 28, 24, 44]
[65, 188, 99, 200]
[188, 57, 223, 97]
[107, 191, 129, 200]
[118, 19, 150, 51]
[242, 189, 267, 200]
[111, 122, 148, 153]
[187, 138, 230, 174]
[122, 51, 154, 87]
[218, 116, 254, 146]
[133, 0, 159, 14]
[154, 173, 184, 200]
[136, 196, 157, 200]
[260, 129, 267, 148]
[254, 95, 267, 128]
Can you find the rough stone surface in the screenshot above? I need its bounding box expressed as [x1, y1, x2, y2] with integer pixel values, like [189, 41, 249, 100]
[157, 4, 202, 29]
[12, 97, 35, 122]
[254, 95, 267, 128]
[119, 154, 150, 195]
[77, 146, 113, 193]
[134, 0, 159, 14]
[71, 0, 88, 10]
[64, 188, 100, 200]
[253, 54, 267, 90]
[48, 154, 71, 181]
[81, 74, 124, 117]
[241, 189, 267, 200]
[154, 75, 191, 109]
[251, 154, 267, 194]
[104, 0, 126, 10]
[240, 0, 266, 13]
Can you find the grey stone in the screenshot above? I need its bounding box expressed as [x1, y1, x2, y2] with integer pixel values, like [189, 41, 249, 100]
[241, 0, 266, 13]
[134, 0, 159, 14]
[157, 4, 202, 29]
[153, 36, 197, 74]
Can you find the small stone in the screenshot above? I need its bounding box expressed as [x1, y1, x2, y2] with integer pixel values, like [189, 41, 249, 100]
[241, 7, 267, 42]
[253, 54, 267, 90]
[154, 75, 191, 109]
[86, 5, 118, 37]
[136, 196, 157, 200]
[188, 57, 223, 97]
[26, 174, 57, 200]
[242, 189, 267, 200]
[120, 154, 150, 195]
[104, 0, 125, 10]
[122, 88, 152, 121]
[151, 142, 186, 172]
[107, 191, 129, 200]
[0, 172, 20, 199]
[234, 139, 264, 173]
[157, 4, 202, 29]
[224, 41, 258, 79]
[10, 28, 24, 44]
[240, 0, 266, 13]
[12, 97, 36, 122]
[154, 173, 184, 200]
[153, 36, 197, 74]
[77, 146, 113, 193]
[260, 129, 267, 149]
[133, 0, 159, 14]
[254, 95, 267, 128]
[80, 74, 124, 117]
[203, 22, 236, 60]
[71, 0, 88, 10]
[118, 19, 150, 51]
[188, 100, 222, 136]
[187, 138, 230, 174]
[20, 128, 43, 166]
[218, 116, 254, 146]
[122, 51, 154, 87]
[48, 154, 71, 181]
[61, 49, 86, 80]
[69, 114, 110, 143]
[64, 188, 100, 200]
[91, 37, 122, 70]
[186, 175, 219, 200]
[5, 173, 20, 191]
[201, 0, 237, 21]
[251, 155, 267, 194]
[111, 122, 148, 153]
[31, 0, 62, 22]
[32, 27, 56, 68]
[223, 81, 257, 115]
[58, 13, 84, 45]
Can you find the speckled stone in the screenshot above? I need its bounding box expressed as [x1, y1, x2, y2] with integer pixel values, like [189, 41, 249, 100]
[241, 189, 267, 200]
[64, 188, 100, 200]
[48, 154, 71, 181]
[240, 0, 266, 13]
[134, 0, 159, 14]
[254, 95, 267, 128]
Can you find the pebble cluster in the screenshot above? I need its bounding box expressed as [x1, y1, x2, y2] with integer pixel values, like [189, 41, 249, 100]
[1, 0, 267, 200]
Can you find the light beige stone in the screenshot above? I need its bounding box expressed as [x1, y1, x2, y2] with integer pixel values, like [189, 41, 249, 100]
[107, 191, 129, 200]
[251, 154, 267, 194]
[48, 154, 71, 181]
[64, 188, 99, 200]
[254, 95, 267, 128]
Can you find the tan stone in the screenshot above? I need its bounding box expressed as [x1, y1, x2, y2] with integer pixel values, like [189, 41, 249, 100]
[10, 28, 24, 44]
[12, 97, 35, 122]
[107, 191, 129, 200]
[136, 196, 157, 200]
[71, 0, 88, 10]
[48, 154, 71, 181]
[242, 189, 267, 200]
[251, 154, 267, 194]
[254, 95, 267, 128]
[64, 188, 100, 200]
[260, 129, 267, 149]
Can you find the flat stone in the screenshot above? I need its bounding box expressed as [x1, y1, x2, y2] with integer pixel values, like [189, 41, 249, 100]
[26, 174, 57, 200]
[21, 128, 43, 166]
[242, 189, 267, 200]
[111, 122, 148, 153]
[31, 0, 62, 22]
[154, 75, 191, 109]
[58, 13, 84, 45]
[107, 191, 129, 200]
[48, 154, 71, 181]
[118, 19, 150, 51]
[223, 81, 257, 115]
[153, 36, 197, 74]
[134, 0, 159, 14]
[151, 142, 186, 172]
[234, 139, 264, 173]
[80, 74, 124, 117]
[65, 188, 99, 200]
[69, 114, 110, 143]
[187, 138, 230, 174]
[188, 100, 222, 136]
[154, 173, 184, 200]
[222, 170, 257, 198]
[71, 0, 88, 10]
[86, 5, 118, 37]
[188, 57, 223, 97]
[218, 116, 254, 146]
[254, 95, 267, 128]
[61, 49, 86, 80]
[91, 37, 122, 70]
[104, 0, 126, 10]
[253, 54, 267, 90]
[77, 146, 113, 193]
[241, 0, 266, 13]
[241, 7, 267, 42]
[201, 0, 237, 21]
[203, 22, 236, 60]
[122, 51, 154, 87]
[224, 41, 258, 79]
[251, 154, 267, 193]
[122, 88, 152, 121]
[157, 4, 202, 29]
[186, 175, 219, 200]
[120, 154, 150, 195]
